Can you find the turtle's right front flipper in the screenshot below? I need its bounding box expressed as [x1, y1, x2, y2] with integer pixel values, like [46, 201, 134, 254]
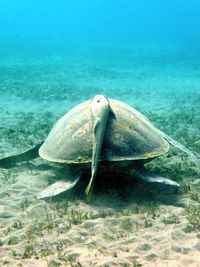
[0, 142, 43, 168]
[157, 129, 199, 165]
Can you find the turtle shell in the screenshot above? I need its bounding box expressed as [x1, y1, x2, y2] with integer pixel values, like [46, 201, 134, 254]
[39, 98, 169, 164]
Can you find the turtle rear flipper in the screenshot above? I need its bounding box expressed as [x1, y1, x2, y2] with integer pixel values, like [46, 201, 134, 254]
[37, 167, 82, 199]
[135, 168, 180, 186]
[37, 176, 80, 199]
[0, 142, 43, 168]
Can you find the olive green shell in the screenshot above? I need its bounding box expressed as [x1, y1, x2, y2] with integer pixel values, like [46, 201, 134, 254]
[39, 98, 169, 164]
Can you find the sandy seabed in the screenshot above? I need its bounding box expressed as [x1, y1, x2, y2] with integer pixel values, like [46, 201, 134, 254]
[0, 43, 200, 267]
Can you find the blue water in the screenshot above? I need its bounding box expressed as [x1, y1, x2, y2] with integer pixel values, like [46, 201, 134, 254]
[0, 0, 200, 139]
[0, 0, 200, 48]
[0, 0, 200, 132]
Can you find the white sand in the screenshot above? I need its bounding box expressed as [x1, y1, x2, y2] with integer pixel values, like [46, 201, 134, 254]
[0, 45, 200, 267]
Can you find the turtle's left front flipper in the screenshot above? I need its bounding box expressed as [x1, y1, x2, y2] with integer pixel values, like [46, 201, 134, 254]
[158, 129, 199, 165]
[0, 142, 43, 168]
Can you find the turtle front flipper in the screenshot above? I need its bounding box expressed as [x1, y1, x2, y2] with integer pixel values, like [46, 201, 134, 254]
[135, 168, 180, 186]
[0, 142, 43, 168]
[157, 129, 199, 164]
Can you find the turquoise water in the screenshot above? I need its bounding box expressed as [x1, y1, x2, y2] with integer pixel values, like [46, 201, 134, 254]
[0, 0, 200, 46]
[0, 0, 200, 106]
[0, 0, 199, 194]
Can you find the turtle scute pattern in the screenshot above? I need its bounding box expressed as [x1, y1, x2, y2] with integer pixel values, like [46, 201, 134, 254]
[39, 98, 169, 164]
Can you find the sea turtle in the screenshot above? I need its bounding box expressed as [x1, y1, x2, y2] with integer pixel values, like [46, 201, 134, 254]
[0, 95, 198, 199]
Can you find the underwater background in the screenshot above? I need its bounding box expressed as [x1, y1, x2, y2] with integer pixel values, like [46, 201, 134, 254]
[0, 0, 200, 266]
